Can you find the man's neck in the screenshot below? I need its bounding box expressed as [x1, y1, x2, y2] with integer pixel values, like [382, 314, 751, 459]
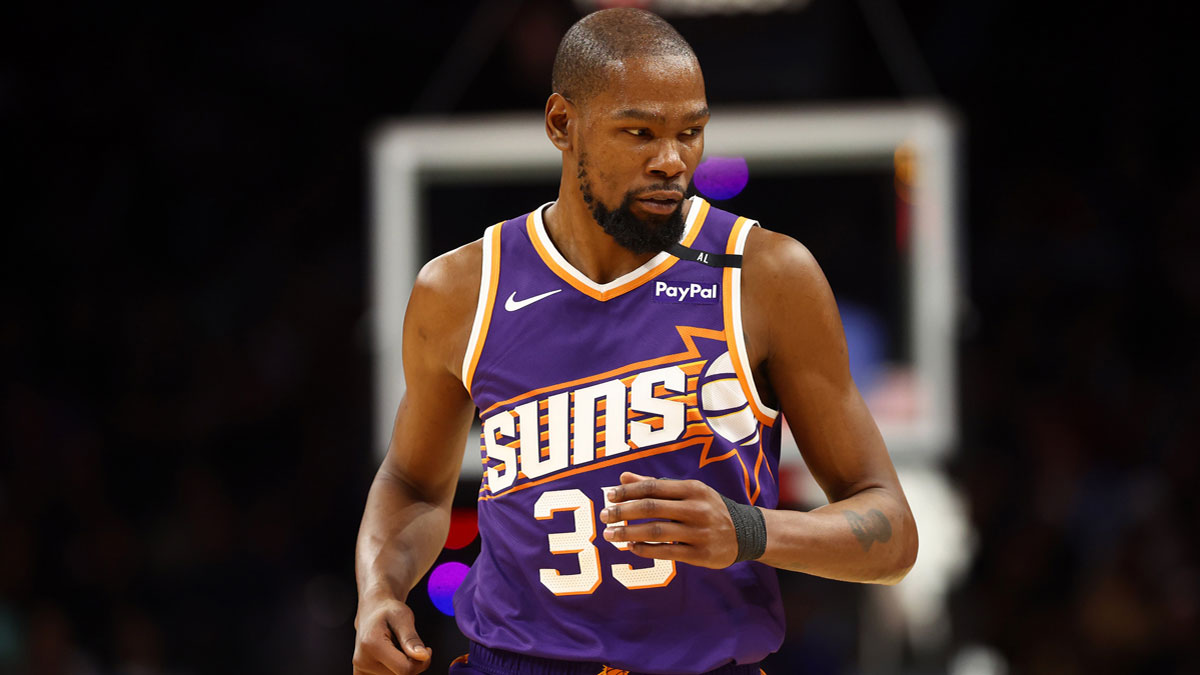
[543, 188, 691, 285]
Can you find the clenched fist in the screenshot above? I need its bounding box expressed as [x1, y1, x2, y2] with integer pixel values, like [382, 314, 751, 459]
[353, 594, 432, 674]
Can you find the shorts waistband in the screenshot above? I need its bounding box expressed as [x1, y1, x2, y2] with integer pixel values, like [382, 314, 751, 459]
[467, 642, 764, 675]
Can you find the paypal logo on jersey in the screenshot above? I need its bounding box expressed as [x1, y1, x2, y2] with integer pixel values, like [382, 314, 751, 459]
[653, 280, 720, 304]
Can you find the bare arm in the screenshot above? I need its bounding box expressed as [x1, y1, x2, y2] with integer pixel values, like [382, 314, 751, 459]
[353, 243, 480, 673]
[744, 227, 917, 584]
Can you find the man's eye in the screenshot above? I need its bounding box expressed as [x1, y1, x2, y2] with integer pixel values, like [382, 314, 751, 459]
[682, 128, 702, 137]
[625, 129, 648, 137]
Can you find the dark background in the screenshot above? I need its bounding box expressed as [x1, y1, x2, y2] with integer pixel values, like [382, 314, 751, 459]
[3, 0, 1198, 673]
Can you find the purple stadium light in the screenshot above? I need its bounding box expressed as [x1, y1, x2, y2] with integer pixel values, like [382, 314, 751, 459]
[427, 562, 470, 616]
[693, 156, 749, 201]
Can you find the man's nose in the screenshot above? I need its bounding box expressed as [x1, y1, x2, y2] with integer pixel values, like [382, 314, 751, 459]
[647, 140, 686, 180]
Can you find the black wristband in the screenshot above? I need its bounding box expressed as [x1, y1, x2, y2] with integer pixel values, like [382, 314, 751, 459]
[721, 495, 767, 563]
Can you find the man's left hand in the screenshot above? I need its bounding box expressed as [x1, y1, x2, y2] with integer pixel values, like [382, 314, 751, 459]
[600, 471, 739, 569]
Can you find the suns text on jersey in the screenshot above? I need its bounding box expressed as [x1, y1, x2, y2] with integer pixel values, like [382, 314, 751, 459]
[479, 363, 707, 496]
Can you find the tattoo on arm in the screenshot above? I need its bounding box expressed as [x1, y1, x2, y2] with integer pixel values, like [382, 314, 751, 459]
[844, 509, 893, 552]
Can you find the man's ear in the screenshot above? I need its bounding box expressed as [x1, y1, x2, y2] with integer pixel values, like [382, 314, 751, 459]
[545, 93, 573, 152]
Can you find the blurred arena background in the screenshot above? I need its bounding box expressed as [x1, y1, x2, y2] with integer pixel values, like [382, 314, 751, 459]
[3, 1, 1198, 674]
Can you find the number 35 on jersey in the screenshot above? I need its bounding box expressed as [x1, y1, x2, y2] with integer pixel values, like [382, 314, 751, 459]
[535, 487, 675, 596]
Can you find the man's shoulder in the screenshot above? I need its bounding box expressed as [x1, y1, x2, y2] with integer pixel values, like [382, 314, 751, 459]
[408, 239, 485, 344]
[403, 238, 488, 380]
[415, 238, 484, 300]
[740, 226, 833, 335]
[743, 225, 822, 285]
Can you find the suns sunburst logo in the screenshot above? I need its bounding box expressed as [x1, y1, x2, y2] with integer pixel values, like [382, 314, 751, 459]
[475, 325, 773, 504]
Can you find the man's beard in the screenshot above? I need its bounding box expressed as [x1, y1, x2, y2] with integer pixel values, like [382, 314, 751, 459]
[578, 156, 688, 255]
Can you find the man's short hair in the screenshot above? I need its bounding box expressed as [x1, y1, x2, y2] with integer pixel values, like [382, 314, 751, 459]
[551, 8, 698, 104]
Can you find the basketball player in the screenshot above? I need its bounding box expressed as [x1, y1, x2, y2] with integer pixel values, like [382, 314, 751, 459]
[353, 8, 917, 674]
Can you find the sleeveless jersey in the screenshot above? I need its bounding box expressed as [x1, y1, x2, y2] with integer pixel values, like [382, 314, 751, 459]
[454, 196, 785, 674]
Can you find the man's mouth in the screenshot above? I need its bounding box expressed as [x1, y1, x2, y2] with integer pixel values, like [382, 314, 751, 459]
[635, 190, 684, 215]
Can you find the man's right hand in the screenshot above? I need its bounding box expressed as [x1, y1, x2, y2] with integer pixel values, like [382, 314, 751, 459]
[353, 246, 481, 673]
[352, 596, 432, 674]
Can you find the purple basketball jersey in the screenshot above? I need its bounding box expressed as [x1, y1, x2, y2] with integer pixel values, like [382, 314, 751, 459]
[454, 196, 785, 673]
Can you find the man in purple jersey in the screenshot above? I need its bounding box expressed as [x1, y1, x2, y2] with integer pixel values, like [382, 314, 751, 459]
[353, 8, 917, 675]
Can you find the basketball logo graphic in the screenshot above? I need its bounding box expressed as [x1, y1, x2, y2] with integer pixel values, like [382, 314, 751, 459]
[698, 351, 760, 447]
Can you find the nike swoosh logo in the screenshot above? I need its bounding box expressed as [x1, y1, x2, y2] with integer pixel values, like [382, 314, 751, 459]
[505, 289, 562, 312]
